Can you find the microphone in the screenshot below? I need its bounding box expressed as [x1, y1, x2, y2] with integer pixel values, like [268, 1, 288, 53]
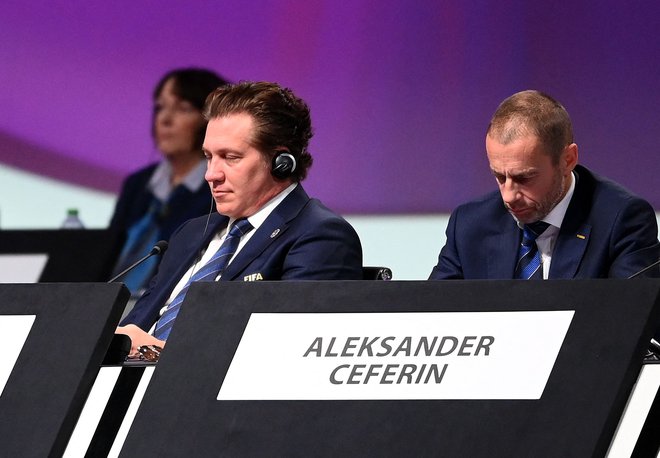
[627, 258, 660, 279]
[649, 338, 660, 356]
[627, 257, 660, 357]
[108, 240, 169, 283]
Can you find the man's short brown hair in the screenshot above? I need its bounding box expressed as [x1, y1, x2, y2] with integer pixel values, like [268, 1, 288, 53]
[487, 90, 574, 163]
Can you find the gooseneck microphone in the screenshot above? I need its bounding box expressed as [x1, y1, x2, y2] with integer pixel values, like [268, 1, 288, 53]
[627, 258, 660, 279]
[626, 257, 660, 357]
[108, 240, 169, 283]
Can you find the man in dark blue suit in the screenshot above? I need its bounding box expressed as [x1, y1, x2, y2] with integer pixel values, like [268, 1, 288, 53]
[118, 82, 362, 353]
[430, 90, 659, 280]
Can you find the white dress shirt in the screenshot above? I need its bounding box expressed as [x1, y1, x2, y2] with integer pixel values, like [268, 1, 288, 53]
[515, 172, 576, 279]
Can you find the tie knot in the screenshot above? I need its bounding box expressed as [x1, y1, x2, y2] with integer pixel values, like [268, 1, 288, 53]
[527, 220, 550, 236]
[521, 221, 549, 245]
[229, 218, 254, 237]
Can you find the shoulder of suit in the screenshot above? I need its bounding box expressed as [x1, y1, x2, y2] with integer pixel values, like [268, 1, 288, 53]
[578, 164, 649, 207]
[298, 197, 348, 221]
[168, 212, 225, 239]
[452, 190, 503, 215]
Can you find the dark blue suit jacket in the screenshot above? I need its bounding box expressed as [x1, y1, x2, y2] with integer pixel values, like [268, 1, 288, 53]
[121, 185, 363, 331]
[430, 165, 660, 279]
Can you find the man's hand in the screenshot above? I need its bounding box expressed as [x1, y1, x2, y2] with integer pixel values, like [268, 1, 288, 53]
[116, 324, 165, 358]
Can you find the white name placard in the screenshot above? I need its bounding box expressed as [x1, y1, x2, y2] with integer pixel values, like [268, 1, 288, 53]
[0, 315, 36, 397]
[0, 254, 48, 283]
[218, 311, 574, 400]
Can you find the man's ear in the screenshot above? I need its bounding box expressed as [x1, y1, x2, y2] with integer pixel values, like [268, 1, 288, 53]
[563, 143, 578, 173]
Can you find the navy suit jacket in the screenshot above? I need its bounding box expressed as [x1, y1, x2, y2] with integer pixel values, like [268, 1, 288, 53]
[430, 165, 660, 279]
[121, 185, 363, 331]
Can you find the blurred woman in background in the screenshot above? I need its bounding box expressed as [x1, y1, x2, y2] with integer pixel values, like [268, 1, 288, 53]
[110, 68, 228, 296]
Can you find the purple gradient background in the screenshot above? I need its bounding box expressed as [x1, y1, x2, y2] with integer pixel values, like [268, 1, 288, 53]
[1, 1, 658, 213]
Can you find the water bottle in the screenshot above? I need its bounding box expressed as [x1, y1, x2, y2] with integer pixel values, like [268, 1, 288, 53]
[61, 208, 85, 229]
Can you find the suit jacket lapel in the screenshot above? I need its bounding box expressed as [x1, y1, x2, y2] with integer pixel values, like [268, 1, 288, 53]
[550, 224, 591, 278]
[221, 185, 310, 280]
[487, 211, 520, 278]
[548, 166, 591, 279]
[146, 214, 228, 313]
[175, 214, 228, 280]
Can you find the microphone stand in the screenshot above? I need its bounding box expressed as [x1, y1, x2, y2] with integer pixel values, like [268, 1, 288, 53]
[627, 258, 660, 279]
[108, 241, 168, 283]
[105, 240, 168, 363]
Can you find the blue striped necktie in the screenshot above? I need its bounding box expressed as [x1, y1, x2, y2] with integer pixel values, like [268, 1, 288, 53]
[514, 221, 550, 280]
[153, 218, 254, 340]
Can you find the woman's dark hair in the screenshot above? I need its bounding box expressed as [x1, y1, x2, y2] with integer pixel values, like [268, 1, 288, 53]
[152, 68, 229, 150]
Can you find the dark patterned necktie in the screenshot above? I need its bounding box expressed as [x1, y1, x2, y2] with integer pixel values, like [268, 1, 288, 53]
[153, 218, 253, 340]
[514, 221, 550, 280]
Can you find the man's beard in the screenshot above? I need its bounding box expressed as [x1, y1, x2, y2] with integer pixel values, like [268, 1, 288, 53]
[509, 171, 566, 224]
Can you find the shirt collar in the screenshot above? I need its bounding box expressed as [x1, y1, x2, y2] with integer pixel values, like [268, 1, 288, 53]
[514, 170, 576, 230]
[227, 183, 298, 232]
[148, 159, 207, 201]
[542, 170, 576, 229]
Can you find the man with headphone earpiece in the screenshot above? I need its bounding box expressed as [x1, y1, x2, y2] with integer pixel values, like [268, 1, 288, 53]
[117, 81, 363, 354]
[271, 151, 297, 179]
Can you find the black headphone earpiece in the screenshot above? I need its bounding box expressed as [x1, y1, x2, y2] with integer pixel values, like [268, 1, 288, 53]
[271, 152, 297, 179]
